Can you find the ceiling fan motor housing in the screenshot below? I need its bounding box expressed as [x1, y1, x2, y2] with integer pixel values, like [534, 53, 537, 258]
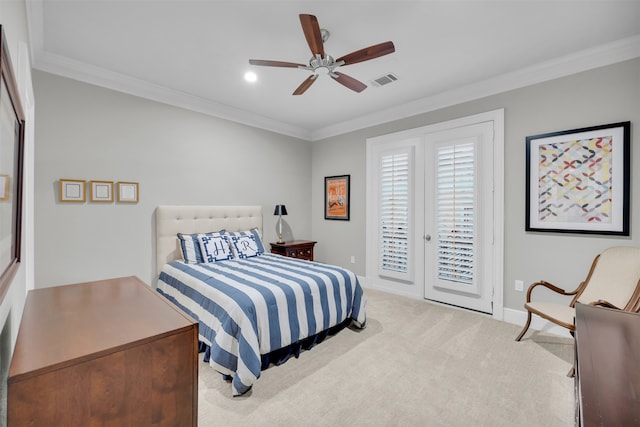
[306, 54, 343, 75]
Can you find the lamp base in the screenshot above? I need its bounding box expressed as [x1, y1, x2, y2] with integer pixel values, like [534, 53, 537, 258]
[276, 239, 285, 244]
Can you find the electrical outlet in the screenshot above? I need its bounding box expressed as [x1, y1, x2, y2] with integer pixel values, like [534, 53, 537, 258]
[515, 280, 524, 292]
[350, 256, 356, 264]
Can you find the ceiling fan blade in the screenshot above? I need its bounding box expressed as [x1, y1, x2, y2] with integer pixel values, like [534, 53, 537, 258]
[249, 59, 305, 68]
[299, 14, 325, 57]
[336, 41, 395, 66]
[293, 75, 318, 95]
[331, 72, 367, 93]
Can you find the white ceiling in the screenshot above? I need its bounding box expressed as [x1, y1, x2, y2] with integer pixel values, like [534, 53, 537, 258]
[26, 1, 640, 141]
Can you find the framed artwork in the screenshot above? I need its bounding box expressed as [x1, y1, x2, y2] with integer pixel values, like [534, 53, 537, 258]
[60, 179, 86, 202]
[60, 179, 87, 203]
[117, 181, 139, 203]
[89, 180, 114, 202]
[324, 175, 350, 220]
[526, 121, 630, 235]
[0, 25, 26, 303]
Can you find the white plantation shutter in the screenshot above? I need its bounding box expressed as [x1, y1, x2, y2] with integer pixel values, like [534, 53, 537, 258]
[436, 143, 475, 286]
[379, 147, 413, 281]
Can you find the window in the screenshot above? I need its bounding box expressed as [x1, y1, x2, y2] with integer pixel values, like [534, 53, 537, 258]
[378, 147, 413, 281]
[436, 142, 475, 286]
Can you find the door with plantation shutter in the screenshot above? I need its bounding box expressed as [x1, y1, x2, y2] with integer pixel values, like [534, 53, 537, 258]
[424, 122, 494, 313]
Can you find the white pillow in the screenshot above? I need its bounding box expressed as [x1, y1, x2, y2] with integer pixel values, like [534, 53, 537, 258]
[225, 228, 266, 253]
[229, 234, 263, 259]
[199, 234, 234, 262]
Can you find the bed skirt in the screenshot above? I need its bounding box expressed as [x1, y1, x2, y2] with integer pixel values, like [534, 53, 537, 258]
[200, 318, 352, 384]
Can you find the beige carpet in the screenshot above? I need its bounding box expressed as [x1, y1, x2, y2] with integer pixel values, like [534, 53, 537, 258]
[198, 288, 575, 426]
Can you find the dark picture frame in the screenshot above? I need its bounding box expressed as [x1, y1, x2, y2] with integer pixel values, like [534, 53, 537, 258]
[525, 121, 630, 235]
[324, 175, 350, 220]
[0, 26, 26, 303]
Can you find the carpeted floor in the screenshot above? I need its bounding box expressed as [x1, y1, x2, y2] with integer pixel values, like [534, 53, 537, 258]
[197, 288, 575, 426]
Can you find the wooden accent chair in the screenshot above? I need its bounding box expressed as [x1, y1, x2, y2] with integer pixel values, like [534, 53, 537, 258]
[515, 246, 640, 342]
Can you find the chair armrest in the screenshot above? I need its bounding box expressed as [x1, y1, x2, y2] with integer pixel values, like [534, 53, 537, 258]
[525, 280, 576, 303]
[588, 299, 622, 310]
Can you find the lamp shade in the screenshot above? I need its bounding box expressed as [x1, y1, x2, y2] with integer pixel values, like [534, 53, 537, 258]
[273, 204, 288, 216]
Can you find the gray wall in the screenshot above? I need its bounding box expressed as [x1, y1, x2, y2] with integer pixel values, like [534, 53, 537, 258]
[33, 59, 639, 313]
[312, 58, 640, 311]
[33, 71, 311, 287]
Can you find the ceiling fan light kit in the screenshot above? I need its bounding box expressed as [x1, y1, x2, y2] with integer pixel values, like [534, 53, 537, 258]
[249, 14, 395, 95]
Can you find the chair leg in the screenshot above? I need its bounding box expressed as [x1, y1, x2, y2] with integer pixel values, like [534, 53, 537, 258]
[515, 311, 532, 341]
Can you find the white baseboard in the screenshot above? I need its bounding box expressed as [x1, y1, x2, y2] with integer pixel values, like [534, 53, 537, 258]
[359, 274, 571, 339]
[503, 308, 572, 338]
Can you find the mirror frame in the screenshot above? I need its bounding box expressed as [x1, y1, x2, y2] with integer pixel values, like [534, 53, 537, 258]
[0, 26, 25, 303]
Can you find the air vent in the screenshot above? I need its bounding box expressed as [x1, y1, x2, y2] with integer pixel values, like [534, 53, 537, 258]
[371, 73, 398, 87]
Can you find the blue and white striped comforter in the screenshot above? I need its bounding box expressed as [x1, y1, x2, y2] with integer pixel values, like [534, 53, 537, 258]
[157, 253, 366, 396]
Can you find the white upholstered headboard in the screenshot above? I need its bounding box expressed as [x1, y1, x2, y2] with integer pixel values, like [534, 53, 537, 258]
[155, 205, 263, 276]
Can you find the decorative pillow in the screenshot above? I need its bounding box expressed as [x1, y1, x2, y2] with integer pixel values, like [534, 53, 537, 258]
[229, 234, 262, 259]
[177, 230, 225, 264]
[225, 228, 266, 254]
[199, 234, 234, 262]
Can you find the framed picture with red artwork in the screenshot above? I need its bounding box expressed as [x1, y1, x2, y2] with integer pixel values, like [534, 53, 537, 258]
[324, 175, 350, 221]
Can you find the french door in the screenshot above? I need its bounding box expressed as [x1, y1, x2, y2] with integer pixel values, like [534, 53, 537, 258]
[366, 110, 503, 318]
[424, 121, 494, 314]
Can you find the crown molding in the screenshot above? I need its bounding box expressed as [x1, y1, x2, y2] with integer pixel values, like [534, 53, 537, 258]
[32, 50, 312, 140]
[311, 35, 640, 141]
[26, 0, 640, 142]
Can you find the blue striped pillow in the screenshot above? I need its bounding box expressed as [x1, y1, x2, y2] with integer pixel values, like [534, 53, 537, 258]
[177, 231, 225, 263]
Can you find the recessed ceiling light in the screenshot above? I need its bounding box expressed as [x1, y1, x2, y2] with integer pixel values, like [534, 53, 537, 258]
[244, 71, 257, 83]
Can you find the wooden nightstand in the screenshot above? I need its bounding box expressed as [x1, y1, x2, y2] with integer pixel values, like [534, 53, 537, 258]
[270, 240, 317, 261]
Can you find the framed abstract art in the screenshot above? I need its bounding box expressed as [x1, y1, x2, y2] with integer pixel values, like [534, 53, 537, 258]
[525, 121, 630, 235]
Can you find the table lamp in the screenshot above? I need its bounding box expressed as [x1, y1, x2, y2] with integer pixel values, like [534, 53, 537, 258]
[274, 204, 288, 243]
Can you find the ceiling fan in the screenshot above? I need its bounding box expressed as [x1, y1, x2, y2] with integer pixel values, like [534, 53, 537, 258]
[249, 14, 395, 95]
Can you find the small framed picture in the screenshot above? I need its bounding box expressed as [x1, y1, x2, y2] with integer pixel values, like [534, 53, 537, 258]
[117, 181, 139, 203]
[59, 179, 86, 203]
[0, 174, 9, 201]
[89, 180, 114, 203]
[324, 175, 350, 220]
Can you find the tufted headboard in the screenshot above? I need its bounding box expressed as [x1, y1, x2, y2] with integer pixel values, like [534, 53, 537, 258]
[155, 205, 263, 276]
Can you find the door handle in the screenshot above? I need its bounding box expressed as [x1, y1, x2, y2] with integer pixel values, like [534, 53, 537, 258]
[424, 234, 431, 242]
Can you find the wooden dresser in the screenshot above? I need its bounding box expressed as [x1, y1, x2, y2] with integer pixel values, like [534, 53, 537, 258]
[574, 303, 640, 426]
[270, 240, 317, 261]
[8, 276, 198, 426]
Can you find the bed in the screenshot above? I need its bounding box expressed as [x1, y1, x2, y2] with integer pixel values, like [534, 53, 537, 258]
[154, 205, 366, 396]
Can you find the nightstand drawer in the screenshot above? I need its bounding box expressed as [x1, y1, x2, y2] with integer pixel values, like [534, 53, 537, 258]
[270, 240, 317, 261]
[286, 247, 313, 259]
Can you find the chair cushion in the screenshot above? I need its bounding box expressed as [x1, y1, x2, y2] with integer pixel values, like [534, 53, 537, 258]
[525, 302, 576, 330]
[577, 246, 640, 309]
